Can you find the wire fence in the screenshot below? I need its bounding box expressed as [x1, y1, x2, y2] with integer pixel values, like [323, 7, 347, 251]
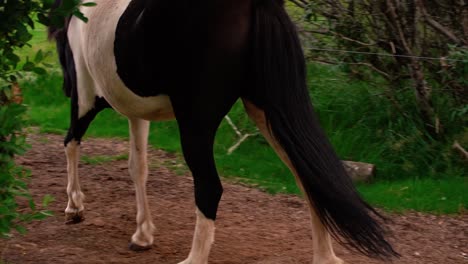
[306, 47, 468, 63]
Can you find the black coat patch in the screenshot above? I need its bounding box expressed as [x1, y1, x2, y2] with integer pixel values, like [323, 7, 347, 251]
[114, 0, 152, 96]
[114, 0, 189, 97]
[114, 0, 250, 98]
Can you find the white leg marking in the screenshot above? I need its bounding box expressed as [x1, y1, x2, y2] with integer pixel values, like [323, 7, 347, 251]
[242, 100, 344, 264]
[178, 208, 215, 264]
[128, 118, 155, 247]
[65, 140, 85, 216]
[310, 209, 345, 264]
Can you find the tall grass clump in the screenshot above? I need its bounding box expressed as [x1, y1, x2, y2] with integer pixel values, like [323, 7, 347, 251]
[307, 63, 466, 181]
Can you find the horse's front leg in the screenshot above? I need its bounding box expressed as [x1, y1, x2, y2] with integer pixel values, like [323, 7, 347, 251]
[64, 101, 104, 224]
[128, 118, 155, 251]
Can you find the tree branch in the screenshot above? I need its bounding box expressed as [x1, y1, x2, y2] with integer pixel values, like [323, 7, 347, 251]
[453, 141, 468, 161]
[288, 0, 306, 9]
[417, 0, 465, 45]
[347, 62, 391, 78]
[224, 115, 260, 155]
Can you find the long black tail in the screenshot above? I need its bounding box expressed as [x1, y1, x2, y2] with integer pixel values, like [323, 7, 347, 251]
[247, 0, 398, 259]
[48, 0, 74, 98]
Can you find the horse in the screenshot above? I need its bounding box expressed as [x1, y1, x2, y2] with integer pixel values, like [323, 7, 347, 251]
[48, 0, 398, 263]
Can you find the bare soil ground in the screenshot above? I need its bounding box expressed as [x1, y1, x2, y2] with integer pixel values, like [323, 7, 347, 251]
[1, 133, 467, 264]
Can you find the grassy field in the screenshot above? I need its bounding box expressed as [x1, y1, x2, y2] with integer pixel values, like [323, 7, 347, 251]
[19, 25, 467, 215]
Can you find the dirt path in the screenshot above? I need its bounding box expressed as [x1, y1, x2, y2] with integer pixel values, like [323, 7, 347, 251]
[1, 133, 467, 264]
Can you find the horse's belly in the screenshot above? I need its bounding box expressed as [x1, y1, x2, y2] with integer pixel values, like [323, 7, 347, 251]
[98, 75, 175, 121]
[113, 95, 175, 122]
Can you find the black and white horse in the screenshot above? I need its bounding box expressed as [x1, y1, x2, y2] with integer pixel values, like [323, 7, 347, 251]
[49, 0, 398, 263]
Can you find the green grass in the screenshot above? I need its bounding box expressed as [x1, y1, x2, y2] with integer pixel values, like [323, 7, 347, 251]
[18, 26, 467, 215]
[358, 178, 467, 214]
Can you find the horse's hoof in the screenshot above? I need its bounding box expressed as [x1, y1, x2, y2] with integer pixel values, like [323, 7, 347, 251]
[128, 242, 152, 252]
[65, 211, 85, 224]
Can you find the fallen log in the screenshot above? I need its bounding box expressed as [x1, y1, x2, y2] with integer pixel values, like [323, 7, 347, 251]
[343, 160, 376, 183]
[222, 115, 377, 182]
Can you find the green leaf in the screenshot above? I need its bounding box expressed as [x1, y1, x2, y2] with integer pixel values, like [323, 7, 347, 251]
[72, 10, 89, 23]
[42, 0, 55, 9]
[37, 13, 50, 26]
[22, 62, 35, 71]
[29, 199, 36, 211]
[82, 2, 97, 7]
[49, 12, 65, 28]
[61, 0, 80, 10]
[42, 195, 55, 207]
[15, 225, 27, 235]
[26, 16, 35, 29]
[5, 52, 20, 66]
[15, 24, 32, 43]
[34, 50, 44, 63]
[40, 211, 54, 217]
[42, 62, 54, 68]
[32, 67, 47, 75]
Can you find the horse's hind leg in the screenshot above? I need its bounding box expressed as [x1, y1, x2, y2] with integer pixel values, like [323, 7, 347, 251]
[64, 95, 107, 224]
[64, 139, 84, 224]
[63, 53, 108, 224]
[172, 94, 237, 264]
[242, 100, 344, 264]
[127, 118, 155, 251]
[176, 123, 221, 264]
[177, 130, 219, 264]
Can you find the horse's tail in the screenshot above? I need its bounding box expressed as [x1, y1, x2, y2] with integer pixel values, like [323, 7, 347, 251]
[48, 0, 73, 97]
[246, 0, 398, 259]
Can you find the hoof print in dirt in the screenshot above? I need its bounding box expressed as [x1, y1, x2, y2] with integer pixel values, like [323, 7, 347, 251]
[128, 242, 152, 252]
[65, 212, 85, 224]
